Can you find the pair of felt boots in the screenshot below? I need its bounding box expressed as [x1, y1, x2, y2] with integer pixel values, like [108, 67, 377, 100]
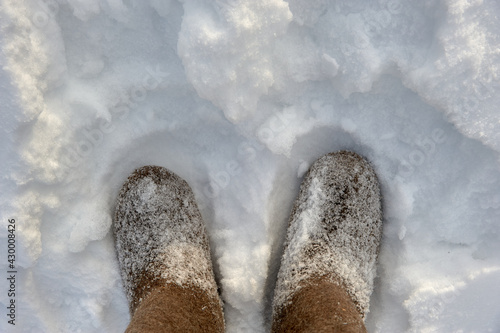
[114, 151, 383, 332]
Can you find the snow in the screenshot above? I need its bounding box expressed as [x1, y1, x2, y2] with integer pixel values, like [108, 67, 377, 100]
[0, 0, 499, 332]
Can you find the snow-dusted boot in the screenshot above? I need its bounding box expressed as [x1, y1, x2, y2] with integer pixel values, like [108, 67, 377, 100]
[272, 151, 383, 333]
[114, 166, 224, 332]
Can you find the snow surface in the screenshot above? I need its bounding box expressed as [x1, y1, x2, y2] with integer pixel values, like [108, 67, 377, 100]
[1, 0, 500, 332]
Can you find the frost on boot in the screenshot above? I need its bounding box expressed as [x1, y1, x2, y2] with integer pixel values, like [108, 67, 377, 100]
[114, 166, 224, 332]
[272, 151, 383, 327]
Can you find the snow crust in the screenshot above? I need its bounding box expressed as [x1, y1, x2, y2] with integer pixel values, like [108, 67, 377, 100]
[1, 0, 500, 332]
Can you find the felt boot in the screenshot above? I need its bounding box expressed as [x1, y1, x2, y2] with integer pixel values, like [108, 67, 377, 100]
[114, 166, 224, 332]
[272, 151, 383, 333]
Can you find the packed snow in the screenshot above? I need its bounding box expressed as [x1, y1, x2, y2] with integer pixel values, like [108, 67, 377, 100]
[1, 0, 500, 332]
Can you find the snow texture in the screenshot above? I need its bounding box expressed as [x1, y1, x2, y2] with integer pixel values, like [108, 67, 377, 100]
[1, 0, 500, 332]
[272, 151, 383, 320]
